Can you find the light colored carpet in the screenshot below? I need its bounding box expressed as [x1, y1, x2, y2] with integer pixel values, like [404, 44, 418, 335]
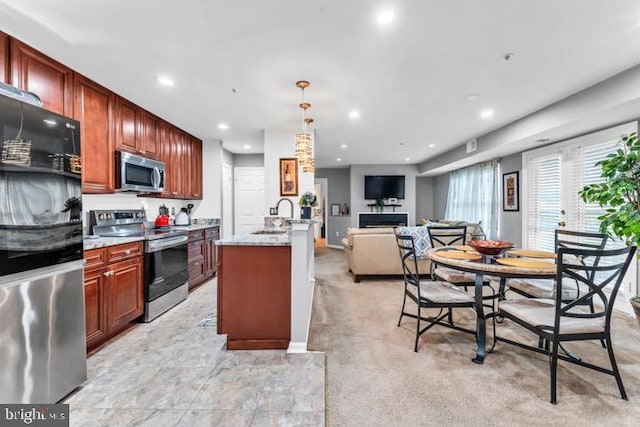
[308, 247, 640, 427]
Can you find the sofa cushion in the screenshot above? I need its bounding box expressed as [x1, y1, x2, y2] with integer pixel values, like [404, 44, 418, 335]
[347, 227, 395, 247]
[396, 225, 431, 258]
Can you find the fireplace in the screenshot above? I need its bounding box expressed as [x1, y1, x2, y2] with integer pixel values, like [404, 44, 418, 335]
[358, 212, 408, 228]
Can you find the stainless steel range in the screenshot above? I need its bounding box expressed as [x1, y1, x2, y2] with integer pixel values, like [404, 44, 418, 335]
[89, 209, 189, 322]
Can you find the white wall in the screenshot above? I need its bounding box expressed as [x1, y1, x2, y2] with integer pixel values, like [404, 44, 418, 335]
[350, 164, 419, 227]
[264, 128, 315, 218]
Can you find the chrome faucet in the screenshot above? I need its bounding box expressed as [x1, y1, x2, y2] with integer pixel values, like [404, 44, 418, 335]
[272, 198, 294, 218]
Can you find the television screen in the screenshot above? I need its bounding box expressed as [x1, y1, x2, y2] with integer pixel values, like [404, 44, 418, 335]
[364, 175, 405, 200]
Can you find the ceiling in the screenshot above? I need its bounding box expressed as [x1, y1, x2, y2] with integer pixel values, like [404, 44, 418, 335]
[1, 1, 640, 169]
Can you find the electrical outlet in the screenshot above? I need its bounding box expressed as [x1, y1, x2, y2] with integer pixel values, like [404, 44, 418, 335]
[335, 231, 339, 237]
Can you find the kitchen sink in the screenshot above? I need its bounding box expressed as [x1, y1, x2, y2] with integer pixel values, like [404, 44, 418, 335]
[251, 229, 288, 235]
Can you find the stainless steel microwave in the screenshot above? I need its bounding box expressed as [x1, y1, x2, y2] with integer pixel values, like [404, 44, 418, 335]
[115, 151, 165, 193]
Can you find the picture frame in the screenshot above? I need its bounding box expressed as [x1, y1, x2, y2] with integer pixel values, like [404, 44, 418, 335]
[331, 204, 340, 216]
[279, 158, 299, 196]
[503, 171, 519, 211]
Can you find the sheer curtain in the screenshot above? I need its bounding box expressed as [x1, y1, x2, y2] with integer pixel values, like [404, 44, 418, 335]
[444, 160, 499, 239]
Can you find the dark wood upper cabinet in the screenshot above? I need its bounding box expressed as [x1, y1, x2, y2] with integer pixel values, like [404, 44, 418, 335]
[170, 128, 185, 199]
[157, 120, 173, 197]
[139, 110, 159, 159]
[0, 32, 9, 83]
[190, 137, 203, 200]
[10, 39, 73, 115]
[182, 134, 192, 199]
[73, 74, 115, 194]
[114, 96, 138, 154]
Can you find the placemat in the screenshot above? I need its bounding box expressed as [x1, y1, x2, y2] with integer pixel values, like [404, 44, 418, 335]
[451, 245, 476, 252]
[496, 258, 556, 269]
[435, 250, 482, 260]
[507, 249, 557, 259]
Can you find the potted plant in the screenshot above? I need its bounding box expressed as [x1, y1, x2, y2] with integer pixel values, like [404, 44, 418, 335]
[299, 192, 318, 219]
[579, 131, 640, 325]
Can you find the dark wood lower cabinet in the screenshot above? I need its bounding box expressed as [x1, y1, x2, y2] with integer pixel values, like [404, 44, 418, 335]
[217, 245, 291, 350]
[188, 226, 219, 290]
[84, 242, 143, 353]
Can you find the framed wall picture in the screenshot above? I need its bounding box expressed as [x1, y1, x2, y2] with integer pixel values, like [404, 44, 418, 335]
[331, 204, 340, 216]
[503, 171, 519, 211]
[280, 158, 299, 196]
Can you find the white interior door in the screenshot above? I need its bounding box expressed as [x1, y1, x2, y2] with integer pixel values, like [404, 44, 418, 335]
[222, 162, 233, 238]
[234, 167, 265, 234]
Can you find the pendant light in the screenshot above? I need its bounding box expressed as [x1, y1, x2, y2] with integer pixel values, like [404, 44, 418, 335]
[294, 80, 314, 173]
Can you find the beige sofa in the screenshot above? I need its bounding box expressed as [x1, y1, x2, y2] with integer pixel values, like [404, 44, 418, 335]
[341, 227, 431, 282]
[340, 222, 483, 282]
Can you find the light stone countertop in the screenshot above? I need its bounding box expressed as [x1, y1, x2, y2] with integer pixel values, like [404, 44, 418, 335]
[171, 222, 220, 232]
[83, 236, 145, 251]
[215, 227, 291, 246]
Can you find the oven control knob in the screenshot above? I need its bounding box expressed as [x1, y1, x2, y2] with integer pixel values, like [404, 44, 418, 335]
[106, 213, 113, 220]
[98, 213, 105, 220]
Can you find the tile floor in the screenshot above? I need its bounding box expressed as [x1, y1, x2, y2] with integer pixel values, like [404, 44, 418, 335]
[64, 279, 326, 427]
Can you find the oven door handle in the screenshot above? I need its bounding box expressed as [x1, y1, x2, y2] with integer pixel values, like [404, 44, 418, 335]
[146, 235, 188, 252]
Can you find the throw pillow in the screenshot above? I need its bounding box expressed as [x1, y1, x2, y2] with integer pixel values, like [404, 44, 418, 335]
[396, 225, 431, 258]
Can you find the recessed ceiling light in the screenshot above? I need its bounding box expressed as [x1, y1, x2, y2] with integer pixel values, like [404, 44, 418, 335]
[465, 94, 480, 101]
[480, 110, 494, 119]
[155, 75, 175, 87]
[340, 144, 347, 149]
[405, 157, 411, 162]
[376, 9, 395, 26]
[348, 110, 360, 119]
[243, 144, 251, 149]
[218, 123, 229, 130]
[336, 158, 342, 162]
[428, 143, 436, 148]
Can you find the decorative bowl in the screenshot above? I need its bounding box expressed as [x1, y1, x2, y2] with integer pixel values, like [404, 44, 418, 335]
[467, 240, 514, 255]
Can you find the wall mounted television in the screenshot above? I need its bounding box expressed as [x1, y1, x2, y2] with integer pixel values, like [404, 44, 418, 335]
[364, 175, 405, 200]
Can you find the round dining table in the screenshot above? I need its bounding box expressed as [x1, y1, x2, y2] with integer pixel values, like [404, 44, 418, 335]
[426, 246, 557, 364]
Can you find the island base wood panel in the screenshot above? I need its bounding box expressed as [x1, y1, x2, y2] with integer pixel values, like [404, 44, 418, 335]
[217, 245, 291, 350]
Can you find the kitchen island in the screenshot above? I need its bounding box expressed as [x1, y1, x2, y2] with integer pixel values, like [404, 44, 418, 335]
[215, 221, 315, 351]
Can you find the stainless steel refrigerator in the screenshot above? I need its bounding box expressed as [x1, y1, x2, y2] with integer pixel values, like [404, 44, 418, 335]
[0, 89, 86, 403]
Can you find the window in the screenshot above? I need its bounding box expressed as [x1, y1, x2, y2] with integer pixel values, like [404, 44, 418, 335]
[522, 122, 638, 301]
[445, 160, 499, 239]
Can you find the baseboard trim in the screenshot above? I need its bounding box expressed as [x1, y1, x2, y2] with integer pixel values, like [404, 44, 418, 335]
[326, 244, 344, 250]
[287, 342, 308, 353]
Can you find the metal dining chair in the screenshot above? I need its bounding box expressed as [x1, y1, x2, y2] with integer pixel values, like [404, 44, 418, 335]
[395, 233, 476, 352]
[497, 244, 636, 404]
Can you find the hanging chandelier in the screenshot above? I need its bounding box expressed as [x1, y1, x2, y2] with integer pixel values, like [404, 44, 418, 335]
[294, 80, 315, 173]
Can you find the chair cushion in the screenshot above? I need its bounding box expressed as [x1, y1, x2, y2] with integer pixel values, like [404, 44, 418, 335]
[396, 225, 431, 257]
[499, 299, 604, 335]
[434, 267, 476, 284]
[507, 278, 582, 300]
[408, 281, 474, 304]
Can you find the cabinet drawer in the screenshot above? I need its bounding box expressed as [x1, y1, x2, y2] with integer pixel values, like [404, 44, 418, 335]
[188, 241, 205, 259]
[107, 241, 143, 263]
[84, 248, 107, 271]
[188, 230, 205, 242]
[205, 227, 219, 240]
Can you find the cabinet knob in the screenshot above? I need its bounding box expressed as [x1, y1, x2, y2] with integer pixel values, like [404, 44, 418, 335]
[103, 270, 112, 277]
[82, 259, 87, 266]
[124, 249, 131, 255]
[172, 192, 178, 195]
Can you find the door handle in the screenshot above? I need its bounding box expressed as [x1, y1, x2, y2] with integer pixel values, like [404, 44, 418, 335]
[558, 221, 566, 227]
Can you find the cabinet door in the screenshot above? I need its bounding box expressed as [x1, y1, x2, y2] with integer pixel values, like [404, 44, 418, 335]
[156, 121, 173, 197]
[190, 138, 203, 200]
[139, 110, 159, 159]
[205, 238, 216, 278]
[182, 135, 192, 199]
[84, 267, 108, 350]
[73, 74, 115, 194]
[170, 128, 184, 198]
[108, 257, 144, 331]
[114, 96, 139, 155]
[0, 31, 9, 83]
[10, 39, 73, 115]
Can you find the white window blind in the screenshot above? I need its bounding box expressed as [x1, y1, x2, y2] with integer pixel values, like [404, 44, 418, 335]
[523, 153, 562, 252]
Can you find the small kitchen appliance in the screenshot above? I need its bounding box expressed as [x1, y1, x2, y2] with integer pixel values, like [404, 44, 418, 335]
[175, 207, 190, 225]
[155, 204, 171, 227]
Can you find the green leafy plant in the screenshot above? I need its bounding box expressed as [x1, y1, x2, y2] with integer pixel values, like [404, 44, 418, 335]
[579, 132, 640, 249]
[299, 192, 318, 207]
